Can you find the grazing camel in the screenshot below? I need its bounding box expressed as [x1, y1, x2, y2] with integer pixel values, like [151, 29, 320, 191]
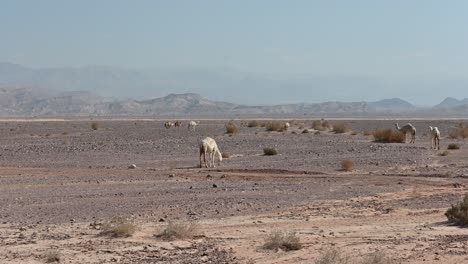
[429, 126, 441, 150]
[188, 121, 200, 131]
[284, 122, 290, 129]
[199, 137, 222, 168]
[174, 121, 182, 128]
[164, 121, 174, 129]
[395, 123, 416, 143]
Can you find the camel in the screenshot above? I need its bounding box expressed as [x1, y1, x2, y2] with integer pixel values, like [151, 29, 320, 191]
[174, 121, 182, 128]
[284, 122, 290, 129]
[429, 126, 441, 150]
[199, 137, 222, 168]
[188, 121, 200, 131]
[395, 123, 416, 143]
[164, 121, 174, 129]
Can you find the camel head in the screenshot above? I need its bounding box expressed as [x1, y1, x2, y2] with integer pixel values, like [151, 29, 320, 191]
[395, 123, 400, 130]
[429, 126, 433, 132]
[217, 149, 223, 166]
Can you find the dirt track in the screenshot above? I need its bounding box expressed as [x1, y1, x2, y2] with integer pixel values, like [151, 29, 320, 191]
[1, 119, 468, 263]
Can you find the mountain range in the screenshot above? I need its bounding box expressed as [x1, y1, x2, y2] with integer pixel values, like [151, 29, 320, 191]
[1, 62, 468, 117]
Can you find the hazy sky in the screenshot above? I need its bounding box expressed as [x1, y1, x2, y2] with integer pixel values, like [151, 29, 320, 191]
[1, 0, 468, 104]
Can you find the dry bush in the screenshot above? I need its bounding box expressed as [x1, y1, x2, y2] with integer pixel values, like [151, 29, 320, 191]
[361, 251, 393, 264]
[91, 122, 99, 130]
[372, 129, 405, 143]
[351, 131, 358, 135]
[99, 217, 137, 238]
[445, 194, 468, 226]
[266, 121, 287, 132]
[312, 120, 333, 131]
[302, 129, 310, 134]
[332, 123, 351, 134]
[314, 131, 321, 135]
[439, 150, 449, 156]
[448, 143, 460, 150]
[45, 250, 61, 263]
[315, 248, 349, 264]
[248, 120, 265, 127]
[341, 159, 354, 172]
[222, 152, 231, 158]
[263, 147, 278, 156]
[157, 220, 197, 241]
[225, 121, 239, 135]
[449, 127, 468, 139]
[262, 230, 301, 251]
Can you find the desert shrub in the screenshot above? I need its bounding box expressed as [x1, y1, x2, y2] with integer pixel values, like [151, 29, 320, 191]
[222, 152, 231, 158]
[312, 120, 333, 131]
[263, 147, 278, 156]
[372, 129, 405, 143]
[157, 220, 197, 241]
[262, 230, 301, 251]
[448, 143, 460, 150]
[302, 129, 310, 134]
[363, 130, 372, 136]
[445, 194, 468, 226]
[248, 120, 264, 127]
[91, 122, 99, 130]
[449, 127, 468, 139]
[351, 131, 358, 136]
[332, 123, 351, 134]
[439, 150, 449, 156]
[361, 251, 393, 264]
[45, 250, 61, 263]
[99, 217, 137, 238]
[315, 248, 349, 264]
[225, 121, 239, 135]
[341, 159, 354, 172]
[266, 121, 287, 132]
[314, 131, 321, 135]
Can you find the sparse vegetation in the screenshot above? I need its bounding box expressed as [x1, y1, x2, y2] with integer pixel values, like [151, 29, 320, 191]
[312, 120, 333, 131]
[265, 121, 287, 132]
[341, 159, 354, 172]
[332, 123, 351, 134]
[363, 130, 372, 136]
[262, 230, 302, 251]
[225, 121, 239, 135]
[445, 194, 468, 226]
[45, 250, 61, 263]
[302, 129, 310, 134]
[222, 152, 231, 158]
[351, 131, 358, 135]
[448, 143, 460, 150]
[439, 150, 450, 156]
[248, 120, 265, 127]
[263, 147, 278, 156]
[91, 121, 99, 130]
[99, 217, 137, 238]
[361, 251, 393, 264]
[315, 248, 349, 264]
[448, 125, 468, 139]
[372, 129, 405, 143]
[157, 220, 197, 241]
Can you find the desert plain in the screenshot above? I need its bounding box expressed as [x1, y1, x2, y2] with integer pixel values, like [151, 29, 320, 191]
[1, 119, 468, 264]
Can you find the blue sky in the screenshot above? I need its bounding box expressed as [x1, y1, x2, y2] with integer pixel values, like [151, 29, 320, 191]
[1, 0, 467, 104]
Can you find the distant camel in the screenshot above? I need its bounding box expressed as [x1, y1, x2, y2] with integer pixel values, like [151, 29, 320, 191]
[199, 137, 222, 168]
[188, 121, 200, 131]
[174, 121, 182, 127]
[429, 126, 440, 150]
[284, 122, 290, 130]
[395, 123, 416, 143]
[164, 121, 174, 129]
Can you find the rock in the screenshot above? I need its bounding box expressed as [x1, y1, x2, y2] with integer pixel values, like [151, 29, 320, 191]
[128, 164, 137, 169]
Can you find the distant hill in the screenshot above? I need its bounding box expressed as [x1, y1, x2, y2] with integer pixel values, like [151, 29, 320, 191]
[434, 97, 468, 109]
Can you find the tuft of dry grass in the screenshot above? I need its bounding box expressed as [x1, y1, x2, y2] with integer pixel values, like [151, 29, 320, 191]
[263, 147, 278, 156]
[248, 120, 266, 127]
[45, 250, 61, 263]
[372, 129, 405, 143]
[341, 159, 354, 172]
[265, 121, 287, 132]
[225, 121, 239, 135]
[221, 152, 231, 159]
[99, 217, 137, 238]
[312, 120, 333, 131]
[332, 123, 351, 134]
[262, 230, 302, 251]
[157, 220, 197, 241]
[445, 194, 468, 226]
[439, 150, 449, 156]
[351, 131, 358, 136]
[91, 122, 99, 130]
[315, 248, 349, 264]
[361, 251, 393, 264]
[448, 143, 460, 150]
[302, 129, 310, 134]
[448, 126, 468, 139]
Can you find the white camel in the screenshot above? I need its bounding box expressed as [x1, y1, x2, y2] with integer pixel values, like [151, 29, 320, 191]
[395, 123, 416, 143]
[199, 137, 222, 168]
[429, 126, 441, 150]
[188, 121, 200, 131]
[284, 122, 290, 129]
[164, 121, 174, 129]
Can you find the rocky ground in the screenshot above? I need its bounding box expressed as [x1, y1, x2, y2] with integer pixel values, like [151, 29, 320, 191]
[1, 118, 468, 263]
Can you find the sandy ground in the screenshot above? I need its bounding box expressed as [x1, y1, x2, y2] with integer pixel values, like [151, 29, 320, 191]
[1, 119, 468, 263]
